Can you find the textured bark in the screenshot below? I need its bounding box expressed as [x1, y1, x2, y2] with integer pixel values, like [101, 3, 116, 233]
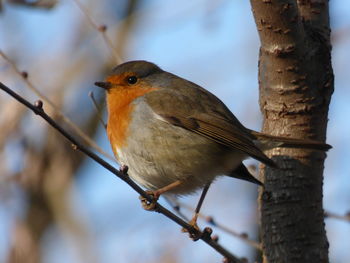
[250, 1, 333, 262]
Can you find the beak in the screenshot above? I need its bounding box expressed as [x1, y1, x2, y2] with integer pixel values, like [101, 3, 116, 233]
[94, 81, 112, 90]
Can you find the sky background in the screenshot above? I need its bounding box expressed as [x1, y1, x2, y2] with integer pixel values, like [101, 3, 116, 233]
[0, 0, 350, 262]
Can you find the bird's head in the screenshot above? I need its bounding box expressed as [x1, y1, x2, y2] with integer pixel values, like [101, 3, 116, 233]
[95, 60, 163, 94]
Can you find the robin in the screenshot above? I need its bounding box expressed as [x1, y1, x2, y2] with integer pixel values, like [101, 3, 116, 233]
[95, 60, 330, 225]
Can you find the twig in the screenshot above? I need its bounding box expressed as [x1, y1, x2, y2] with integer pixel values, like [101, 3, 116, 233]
[0, 50, 115, 162]
[9, 0, 57, 9]
[88, 91, 106, 129]
[71, 0, 123, 64]
[164, 196, 190, 222]
[176, 200, 262, 250]
[325, 211, 350, 222]
[0, 82, 243, 263]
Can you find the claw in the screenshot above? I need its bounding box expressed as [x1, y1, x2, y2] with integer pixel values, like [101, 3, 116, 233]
[182, 216, 201, 241]
[139, 190, 159, 211]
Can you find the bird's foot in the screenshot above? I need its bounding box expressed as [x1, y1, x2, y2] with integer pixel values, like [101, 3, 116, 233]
[182, 216, 202, 241]
[139, 190, 160, 211]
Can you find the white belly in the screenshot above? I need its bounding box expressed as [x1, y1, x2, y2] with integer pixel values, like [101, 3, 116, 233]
[113, 99, 245, 195]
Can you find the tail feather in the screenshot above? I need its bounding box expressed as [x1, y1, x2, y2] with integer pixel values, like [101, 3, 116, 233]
[228, 163, 263, 186]
[251, 131, 332, 151]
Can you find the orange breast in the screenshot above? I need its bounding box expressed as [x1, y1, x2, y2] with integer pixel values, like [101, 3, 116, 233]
[106, 82, 156, 156]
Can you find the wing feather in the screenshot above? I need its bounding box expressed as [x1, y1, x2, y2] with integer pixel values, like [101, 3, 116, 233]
[160, 114, 275, 167]
[144, 84, 276, 167]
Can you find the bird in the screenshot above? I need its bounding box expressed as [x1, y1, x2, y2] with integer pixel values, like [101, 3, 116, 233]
[95, 60, 331, 218]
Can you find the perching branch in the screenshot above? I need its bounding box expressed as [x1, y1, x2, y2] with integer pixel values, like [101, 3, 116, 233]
[0, 81, 243, 263]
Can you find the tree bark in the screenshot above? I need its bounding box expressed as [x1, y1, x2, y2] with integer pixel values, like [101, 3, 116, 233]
[250, 1, 333, 262]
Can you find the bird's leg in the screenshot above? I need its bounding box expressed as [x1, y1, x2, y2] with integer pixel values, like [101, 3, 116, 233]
[182, 183, 211, 239]
[139, 180, 183, 211]
[191, 183, 211, 227]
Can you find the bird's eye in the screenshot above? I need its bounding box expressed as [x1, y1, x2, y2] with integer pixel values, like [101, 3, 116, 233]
[126, 76, 138, 85]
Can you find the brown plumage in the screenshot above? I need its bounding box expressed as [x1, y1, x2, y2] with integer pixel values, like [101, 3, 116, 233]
[95, 60, 331, 195]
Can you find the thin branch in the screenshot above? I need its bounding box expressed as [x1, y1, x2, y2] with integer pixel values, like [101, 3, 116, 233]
[325, 211, 350, 223]
[164, 196, 190, 221]
[88, 91, 107, 129]
[8, 0, 57, 9]
[0, 50, 115, 162]
[71, 0, 123, 64]
[175, 200, 262, 250]
[0, 82, 243, 263]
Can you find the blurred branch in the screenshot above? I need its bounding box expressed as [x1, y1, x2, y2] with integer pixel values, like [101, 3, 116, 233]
[72, 0, 123, 64]
[332, 26, 350, 43]
[0, 50, 114, 162]
[8, 0, 57, 9]
[0, 82, 244, 263]
[89, 91, 106, 128]
[173, 200, 262, 250]
[325, 211, 350, 222]
[0, 99, 25, 150]
[8, 220, 40, 263]
[112, 0, 139, 57]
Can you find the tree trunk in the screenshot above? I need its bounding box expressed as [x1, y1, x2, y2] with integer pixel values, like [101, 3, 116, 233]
[250, 1, 333, 262]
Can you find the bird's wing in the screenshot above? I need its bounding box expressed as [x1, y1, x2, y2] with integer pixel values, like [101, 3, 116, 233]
[144, 86, 275, 167]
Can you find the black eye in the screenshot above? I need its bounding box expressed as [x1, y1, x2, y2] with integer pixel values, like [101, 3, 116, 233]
[126, 76, 138, 85]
